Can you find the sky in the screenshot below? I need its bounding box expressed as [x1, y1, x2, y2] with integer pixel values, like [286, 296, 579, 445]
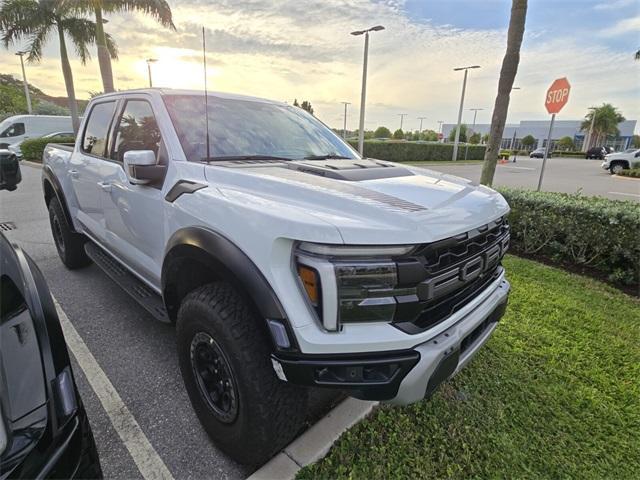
[1, 0, 639, 132]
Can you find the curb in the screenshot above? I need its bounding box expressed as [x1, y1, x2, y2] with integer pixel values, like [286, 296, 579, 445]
[247, 398, 378, 480]
[21, 160, 43, 169]
[613, 174, 639, 181]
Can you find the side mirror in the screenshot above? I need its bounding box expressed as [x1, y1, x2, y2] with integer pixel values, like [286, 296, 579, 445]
[0, 149, 22, 191]
[123, 150, 164, 185]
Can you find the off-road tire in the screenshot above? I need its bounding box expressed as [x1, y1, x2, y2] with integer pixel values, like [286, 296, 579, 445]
[176, 282, 308, 465]
[48, 197, 91, 269]
[610, 162, 625, 175]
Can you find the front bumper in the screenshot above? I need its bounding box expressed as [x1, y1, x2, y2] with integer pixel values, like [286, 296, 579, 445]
[273, 278, 510, 404]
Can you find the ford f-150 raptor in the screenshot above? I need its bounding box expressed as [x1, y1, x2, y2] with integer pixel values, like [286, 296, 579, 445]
[42, 88, 511, 464]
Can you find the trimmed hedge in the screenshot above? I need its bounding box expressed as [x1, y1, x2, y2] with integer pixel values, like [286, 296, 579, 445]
[499, 187, 640, 287]
[618, 168, 640, 178]
[347, 140, 486, 161]
[20, 136, 75, 162]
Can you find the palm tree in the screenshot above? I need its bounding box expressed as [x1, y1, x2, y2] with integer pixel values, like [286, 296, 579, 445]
[0, 0, 117, 134]
[581, 104, 625, 149]
[480, 0, 527, 187]
[66, 0, 175, 93]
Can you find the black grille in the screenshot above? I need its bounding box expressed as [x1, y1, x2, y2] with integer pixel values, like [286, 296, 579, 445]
[393, 218, 509, 335]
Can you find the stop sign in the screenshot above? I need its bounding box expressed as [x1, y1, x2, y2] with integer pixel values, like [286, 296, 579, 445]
[545, 77, 571, 114]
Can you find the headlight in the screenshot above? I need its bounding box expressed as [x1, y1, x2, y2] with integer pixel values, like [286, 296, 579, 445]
[295, 243, 416, 331]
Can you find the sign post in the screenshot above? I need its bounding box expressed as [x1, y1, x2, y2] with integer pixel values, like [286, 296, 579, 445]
[537, 77, 570, 191]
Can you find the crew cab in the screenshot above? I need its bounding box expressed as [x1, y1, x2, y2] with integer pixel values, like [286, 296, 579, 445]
[601, 148, 640, 174]
[41, 88, 511, 465]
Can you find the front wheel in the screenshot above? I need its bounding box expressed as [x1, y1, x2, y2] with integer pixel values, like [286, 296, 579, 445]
[48, 197, 91, 269]
[176, 282, 308, 465]
[610, 162, 625, 175]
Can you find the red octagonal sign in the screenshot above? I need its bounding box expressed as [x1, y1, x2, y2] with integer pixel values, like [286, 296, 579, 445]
[545, 77, 571, 114]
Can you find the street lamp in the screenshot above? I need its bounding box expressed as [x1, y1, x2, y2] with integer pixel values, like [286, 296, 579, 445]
[146, 58, 158, 88]
[15, 51, 32, 114]
[509, 87, 521, 161]
[464, 108, 483, 160]
[397, 113, 407, 131]
[452, 65, 481, 160]
[341, 101, 351, 139]
[351, 25, 385, 156]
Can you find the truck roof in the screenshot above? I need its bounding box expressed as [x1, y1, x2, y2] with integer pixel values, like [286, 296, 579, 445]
[93, 87, 287, 106]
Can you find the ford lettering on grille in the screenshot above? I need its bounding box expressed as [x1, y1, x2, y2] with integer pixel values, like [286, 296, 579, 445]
[417, 235, 509, 302]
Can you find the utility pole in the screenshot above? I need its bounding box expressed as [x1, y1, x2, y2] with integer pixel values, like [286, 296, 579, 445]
[352, 25, 385, 156]
[417, 116, 427, 133]
[465, 108, 483, 160]
[397, 113, 407, 131]
[146, 58, 158, 88]
[15, 51, 32, 114]
[452, 65, 481, 160]
[341, 102, 350, 139]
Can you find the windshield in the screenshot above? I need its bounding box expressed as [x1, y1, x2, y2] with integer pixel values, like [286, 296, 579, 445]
[163, 95, 359, 161]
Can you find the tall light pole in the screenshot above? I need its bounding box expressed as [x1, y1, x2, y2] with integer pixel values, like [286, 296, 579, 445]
[341, 101, 351, 139]
[15, 51, 32, 114]
[397, 113, 407, 131]
[509, 87, 521, 161]
[585, 107, 597, 151]
[351, 25, 385, 156]
[452, 65, 481, 160]
[146, 58, 158, 88]
[464, 108, 483, 160]
[417, 116, 427, 133]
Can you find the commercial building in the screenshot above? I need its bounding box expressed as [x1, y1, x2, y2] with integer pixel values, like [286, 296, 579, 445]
[442, 120, 637, 151]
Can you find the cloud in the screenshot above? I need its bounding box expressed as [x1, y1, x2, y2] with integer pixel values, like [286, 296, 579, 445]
[599, 15, 640, 36]
[593, 0, 635, 11]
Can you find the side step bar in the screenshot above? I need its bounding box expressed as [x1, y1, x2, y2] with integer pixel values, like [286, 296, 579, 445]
[84, 242, 170, 323]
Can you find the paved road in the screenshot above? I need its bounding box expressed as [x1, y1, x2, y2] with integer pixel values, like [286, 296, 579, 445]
[0, 164, 338, 479]
[425, 156, 640, 202]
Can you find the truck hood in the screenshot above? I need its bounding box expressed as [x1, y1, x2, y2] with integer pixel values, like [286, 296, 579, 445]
[205, 159, 509, 244]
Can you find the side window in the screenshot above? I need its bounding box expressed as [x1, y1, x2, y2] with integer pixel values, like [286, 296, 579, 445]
[0, 123, 25, 138]
[111, 100, 162, 163]
[81, 102, 116, 156]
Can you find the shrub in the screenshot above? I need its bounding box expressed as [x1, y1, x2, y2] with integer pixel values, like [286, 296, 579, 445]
[499, 187, 640, 287]
[20, 136, 75, 162]
[347, 140, 486, 161]
[618, 168, 640, 178]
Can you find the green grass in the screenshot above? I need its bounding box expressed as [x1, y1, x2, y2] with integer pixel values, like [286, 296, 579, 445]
[298, 256, 640, 479]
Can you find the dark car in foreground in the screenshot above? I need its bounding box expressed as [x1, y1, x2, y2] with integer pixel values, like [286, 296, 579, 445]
[585, 146, 612, 160]
[0, 162, 102, 479]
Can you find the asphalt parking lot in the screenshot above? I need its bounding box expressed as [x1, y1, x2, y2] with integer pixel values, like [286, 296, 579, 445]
[426, 156, 640, 202]
[0, 164, 339, 479]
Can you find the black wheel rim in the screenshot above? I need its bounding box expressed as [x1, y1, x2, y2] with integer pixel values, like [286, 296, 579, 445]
[190, 332, 238, 423]
[51, 213, 65, 255]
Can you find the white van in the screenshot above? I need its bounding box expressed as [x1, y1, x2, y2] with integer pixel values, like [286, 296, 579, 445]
[0, 115, 73, 149]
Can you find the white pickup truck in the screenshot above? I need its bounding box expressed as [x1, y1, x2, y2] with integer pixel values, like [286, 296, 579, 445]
[42, 89, 511, 464]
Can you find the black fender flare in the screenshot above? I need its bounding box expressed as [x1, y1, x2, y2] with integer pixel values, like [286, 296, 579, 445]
[162, 226, 288, 322]
[42, 165, 77, 233]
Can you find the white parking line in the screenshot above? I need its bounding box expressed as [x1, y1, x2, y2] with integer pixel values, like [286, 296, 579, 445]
[499, 165, 535, 171]
[608, 191, 640, 198]
[54, 298, 174, 480]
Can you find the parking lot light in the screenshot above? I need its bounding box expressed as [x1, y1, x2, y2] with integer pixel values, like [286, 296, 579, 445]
[452, 65, 481, 161]
[352, 25, 385, 155]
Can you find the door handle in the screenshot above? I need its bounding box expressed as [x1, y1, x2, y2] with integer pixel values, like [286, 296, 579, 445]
[98, 181, 112, 192]
[68, 169, 79, 179]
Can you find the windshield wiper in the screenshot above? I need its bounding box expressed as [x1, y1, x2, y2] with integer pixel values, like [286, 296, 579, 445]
[303, 154, 352, 160]
[203, 155, 292, 162]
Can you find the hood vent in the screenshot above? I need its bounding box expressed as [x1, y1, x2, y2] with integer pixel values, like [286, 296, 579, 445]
[287, 159, 414, 182]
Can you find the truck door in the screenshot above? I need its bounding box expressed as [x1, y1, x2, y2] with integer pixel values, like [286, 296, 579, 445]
[69, 100, 117, 241]
[100, 98, 165, 284]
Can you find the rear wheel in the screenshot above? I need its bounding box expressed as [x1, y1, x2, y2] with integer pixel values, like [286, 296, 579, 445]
[48, 197, 91, 269]
[176, 282, 308, 465]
